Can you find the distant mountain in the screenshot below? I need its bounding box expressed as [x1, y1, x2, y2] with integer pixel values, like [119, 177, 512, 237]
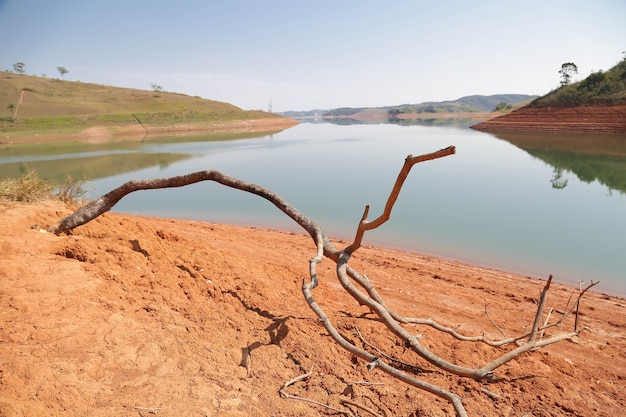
[279, 94, 537, 119]
[452, 94, 538, 112]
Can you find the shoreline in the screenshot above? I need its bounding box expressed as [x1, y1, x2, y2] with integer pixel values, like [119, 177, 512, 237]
[1, 200, 625, 415]
[0, 116, 299, 144]
[113, 208, 626, 300]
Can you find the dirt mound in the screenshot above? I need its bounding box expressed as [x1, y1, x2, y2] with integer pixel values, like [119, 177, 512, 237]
[471, 104, 626, 133]
[1, 201, 625, 416]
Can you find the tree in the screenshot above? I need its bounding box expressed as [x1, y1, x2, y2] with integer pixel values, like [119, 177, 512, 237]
[151, 83, 163, 92]
[13, 62, 25, 74]
[559, 62, 578, 86]
[47, 147, 596, 416]
[57, 66, 68, 79]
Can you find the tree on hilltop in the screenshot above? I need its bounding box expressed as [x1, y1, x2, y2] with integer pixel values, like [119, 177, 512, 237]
[559, 62, 578, 86]
[13, 62, 25, 74]
[57, 66, 68, 79]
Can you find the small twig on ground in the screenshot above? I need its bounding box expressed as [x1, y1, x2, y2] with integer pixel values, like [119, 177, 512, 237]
[341, 396, 384, 417]
[281, 366, 313, 389]
[132, 406, 163, 413]
[280, 391, 354, 416]
[353, 326, 431, 374]
[480, 387, 501, 400]
[574, 280, 599, 331]
[279, 367, 355, 416]
[484, 302, 507, 339]
[346, 380, 385, 386]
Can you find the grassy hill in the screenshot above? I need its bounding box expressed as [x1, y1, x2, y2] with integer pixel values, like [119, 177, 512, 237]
[530, 58, 626, 107]
[0, 73, 284, 136]
[471, 59, 626, 133]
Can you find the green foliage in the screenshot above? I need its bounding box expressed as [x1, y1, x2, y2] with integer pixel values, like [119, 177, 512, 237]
[558, 62, 578, 86]
[532, 59, 626, 106]
[494, 102, 513, 111]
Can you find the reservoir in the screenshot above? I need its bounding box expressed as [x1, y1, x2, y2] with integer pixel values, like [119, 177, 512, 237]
[2, 122, 625, 296]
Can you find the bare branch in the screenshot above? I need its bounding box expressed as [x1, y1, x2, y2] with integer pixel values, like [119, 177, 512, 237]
[301, 277, 468, 417]
[48, 146, 594, 417]
[346, 146, 455, 253]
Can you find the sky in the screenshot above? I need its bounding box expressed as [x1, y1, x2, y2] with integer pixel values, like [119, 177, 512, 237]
[0, 0, 624, 112]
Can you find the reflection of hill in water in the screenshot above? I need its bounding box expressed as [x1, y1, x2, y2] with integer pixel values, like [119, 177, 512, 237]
[0, 153, 190, 183]
[492, 131, 626, 194]
[323, 117, 479, 128]
[0, 130, 279, 182]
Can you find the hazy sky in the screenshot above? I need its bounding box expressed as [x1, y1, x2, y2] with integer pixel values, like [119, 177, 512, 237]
[1, 0, 624, 112]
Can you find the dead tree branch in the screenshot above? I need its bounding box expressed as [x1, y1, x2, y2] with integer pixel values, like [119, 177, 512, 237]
[49, 145, 594, 417]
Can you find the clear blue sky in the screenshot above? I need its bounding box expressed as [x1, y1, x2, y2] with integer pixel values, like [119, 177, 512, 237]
[1, 0, 624, 112]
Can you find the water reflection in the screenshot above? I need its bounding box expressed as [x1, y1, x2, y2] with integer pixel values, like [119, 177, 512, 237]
[321, 117, 480, 128]
[0, 129, 284, 182]
[490, 131, 626, 194]
[0, 153, 190, 183]
[1, 123, 624, 296]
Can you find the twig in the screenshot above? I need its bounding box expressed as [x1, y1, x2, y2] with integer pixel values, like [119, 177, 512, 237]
[574, 280, 599, 331]
[484, 302, 507, 339]
[538, 307, 553, 341]
[341, 396, 384, 417]
[346, 380, 385, 387]
[279, 367, 355, 416]
[353, 325, 430, 374]
[281, 366, 313, 389]
[280, 391, 354, 416]
[480, 388, 501, 400]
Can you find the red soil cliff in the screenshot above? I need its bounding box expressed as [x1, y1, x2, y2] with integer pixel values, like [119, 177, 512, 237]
[471, 103, 626, 133]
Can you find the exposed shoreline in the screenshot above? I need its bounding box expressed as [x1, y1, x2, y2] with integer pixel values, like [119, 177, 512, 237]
[0, 116, 299, 144]
[1, 200, 624, 415]
[471, 103, 626, 133]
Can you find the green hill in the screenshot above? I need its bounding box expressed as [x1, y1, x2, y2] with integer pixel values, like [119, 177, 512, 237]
[0, 73, 285, 136]
[530, 59, 626, 107]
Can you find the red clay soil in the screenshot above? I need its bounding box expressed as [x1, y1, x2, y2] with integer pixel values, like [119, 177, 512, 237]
[1, 201, 625, 416]
[471, 104, 626, 133]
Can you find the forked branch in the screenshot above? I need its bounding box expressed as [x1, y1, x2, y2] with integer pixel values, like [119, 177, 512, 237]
[49, 145, 593, 417]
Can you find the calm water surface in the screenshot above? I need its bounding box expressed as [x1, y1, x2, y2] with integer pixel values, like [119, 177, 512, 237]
[2, 123, 625, 296]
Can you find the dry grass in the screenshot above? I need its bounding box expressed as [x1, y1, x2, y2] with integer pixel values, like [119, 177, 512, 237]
[0, 170, 87, 203]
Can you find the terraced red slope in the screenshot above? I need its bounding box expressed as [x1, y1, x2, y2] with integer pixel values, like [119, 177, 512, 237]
[471, 104, 626, 133]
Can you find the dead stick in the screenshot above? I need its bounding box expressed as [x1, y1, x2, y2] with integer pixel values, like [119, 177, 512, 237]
[340, 397, 384, 417]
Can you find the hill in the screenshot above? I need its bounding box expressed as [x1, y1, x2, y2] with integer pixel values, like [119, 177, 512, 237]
[472, 59, 626, 133]
[0, 73, 297, 140]
[280, 94, 537, 121]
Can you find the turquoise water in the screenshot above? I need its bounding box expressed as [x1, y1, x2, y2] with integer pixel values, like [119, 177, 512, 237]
[2, 123, 625, 296]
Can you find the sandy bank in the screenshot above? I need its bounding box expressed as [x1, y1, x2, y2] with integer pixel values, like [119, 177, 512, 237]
[1, 201, 624, 416]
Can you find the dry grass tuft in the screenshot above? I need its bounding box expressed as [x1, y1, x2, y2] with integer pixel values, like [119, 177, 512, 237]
[0, 170, 87, 203]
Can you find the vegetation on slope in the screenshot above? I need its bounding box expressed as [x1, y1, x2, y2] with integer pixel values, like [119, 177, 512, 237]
[0, 73, 281, 135]
[530, 58, 626, 107]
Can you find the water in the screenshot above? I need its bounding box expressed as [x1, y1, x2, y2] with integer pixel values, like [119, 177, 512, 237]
[2, 123, 625, 296]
